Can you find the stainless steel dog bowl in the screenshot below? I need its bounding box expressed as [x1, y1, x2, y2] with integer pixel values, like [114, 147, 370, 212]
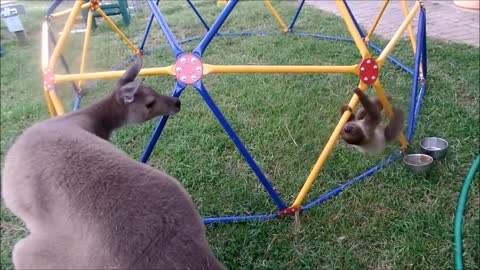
[420, 137, 449, 159]
[403, 154, 434, 174]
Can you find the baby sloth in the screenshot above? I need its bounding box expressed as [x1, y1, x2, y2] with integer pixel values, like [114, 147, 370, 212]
[340, 87, 405, 154]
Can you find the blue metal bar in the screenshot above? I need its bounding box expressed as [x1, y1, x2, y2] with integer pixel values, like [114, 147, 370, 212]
[143, 32, 271, 57]
[420, 7, 427, 79]
[204, 213, 278, 224]
[112, 56, 136, 71]
[218, 31, 273, 37]
[406, 8, 425, 141]
[114, 35, 206, 71]
[292, 31, 354, 43]
[46, 0, 64, 17]
[410, 83, 426, 138]
[288, 0, 305, 32]
[178, 35, 205, 45]
[368, 42, 414, 76]
[119, 31, 273, 71]
[140, 81, 187, 163]
[186, 0, 210, 31]
[73, 94, 82, 111]
[146, 0, 184, 59]
[192, 0, 239, 57]
[414, 83, 427, 120]
[407, 8, 428, 137]
[202, 151, 403, 225]
[302, 152, 402, 211]
[343, 0, 365, 38]
[193, 80, 287, 210]
[138, 0, 160, 52]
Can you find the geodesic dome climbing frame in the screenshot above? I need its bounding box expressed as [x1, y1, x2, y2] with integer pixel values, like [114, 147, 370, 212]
[42, 0, 428, 224]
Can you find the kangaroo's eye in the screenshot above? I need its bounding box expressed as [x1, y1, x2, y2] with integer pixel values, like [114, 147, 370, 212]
[146, 100, 155, 109]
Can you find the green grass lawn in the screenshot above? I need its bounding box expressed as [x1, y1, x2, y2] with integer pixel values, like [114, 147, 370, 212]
[1, 1, 479, 269]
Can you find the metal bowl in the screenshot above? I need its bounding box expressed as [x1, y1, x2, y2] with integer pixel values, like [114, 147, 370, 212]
[420, 137, 449, 159]
[403, 154, 434, 174]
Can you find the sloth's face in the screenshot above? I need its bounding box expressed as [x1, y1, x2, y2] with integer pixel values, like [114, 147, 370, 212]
[341, 122, 366, 145]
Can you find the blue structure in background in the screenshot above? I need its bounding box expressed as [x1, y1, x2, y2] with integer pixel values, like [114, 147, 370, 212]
[45, 0, 428, 224]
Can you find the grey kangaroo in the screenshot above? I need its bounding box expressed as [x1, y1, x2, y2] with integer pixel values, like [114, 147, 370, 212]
[1, 57, 226, 270]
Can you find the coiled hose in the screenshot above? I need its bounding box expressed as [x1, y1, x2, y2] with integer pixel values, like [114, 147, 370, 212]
[454, 155, 479, 270]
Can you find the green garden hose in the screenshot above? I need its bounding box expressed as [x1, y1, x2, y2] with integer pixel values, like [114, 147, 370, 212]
[454, 155, 479, 270]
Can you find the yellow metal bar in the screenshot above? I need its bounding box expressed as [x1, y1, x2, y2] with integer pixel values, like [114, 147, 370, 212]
[401, 0, 417, 53]
[55, 66, 175, 83]
[336, 0, 370, 59]
[377, 1, 420, 67]
[41, 21, 49, 69]
[49, 2, 90, 18]
[42, 21, 56, 117]
[203, 64, 359, 75]
[49, 90, 65, 116]
[264, 0, 289, 32]
[95, 7, 140, 54]
[43, 88, 57, 117]
[217, 0, 227, 7]
[292, 83, 369, 208]
[48, 0, 84, 68]
[78, 8, 94, 89]
[373, 80, 408, 149]
[400, 0, 424, 77]
[365, 0, 390, 43]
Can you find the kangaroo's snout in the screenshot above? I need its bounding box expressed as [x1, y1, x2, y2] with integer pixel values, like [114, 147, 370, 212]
[161, 96, 180, 115]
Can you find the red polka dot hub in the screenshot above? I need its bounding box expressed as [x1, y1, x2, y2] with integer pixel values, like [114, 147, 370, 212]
[359, 58, 379, 85]
[175, 54, 203, 85]
[43, 68, 55, 90]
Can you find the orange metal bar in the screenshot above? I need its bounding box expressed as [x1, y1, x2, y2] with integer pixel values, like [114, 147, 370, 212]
[49, 2, 90, 18]
[41, 21, 50, 70]
[291, 82, 369, 208]
[401, 0, 417, 53]
[203, 64, 359, 75]
[336, 0, 370, 59]
[43, 89, 57, 117]
[400, 0, 424, 77]
[48, 90, 65, 116]
[217, 0, 228, 7]
[78, 7, 94, 89]
[264, 0, 289, 32]
[95, 6, 140, 54]
[55, 66, 175, 83]
[365, 0, 390, 43]
[373, 80, 408, 149]
[42, 21, 56, 117]
[377, 1, 420, 67]
[48, 0, 84, 68]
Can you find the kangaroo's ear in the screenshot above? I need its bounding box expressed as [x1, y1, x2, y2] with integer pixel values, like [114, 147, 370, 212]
[118, 57, 143, 86]
[117, 79, 143, 104]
